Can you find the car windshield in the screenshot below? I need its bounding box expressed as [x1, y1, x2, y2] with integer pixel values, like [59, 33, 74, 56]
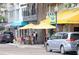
[4, 32, 12, 34]
[71, 33, 79, 40]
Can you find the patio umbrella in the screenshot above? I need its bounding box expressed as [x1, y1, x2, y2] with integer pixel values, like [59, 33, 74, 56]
[40, 18, 52, 24]
[19, 23, 36, 30]
[33, 23, 56, 29]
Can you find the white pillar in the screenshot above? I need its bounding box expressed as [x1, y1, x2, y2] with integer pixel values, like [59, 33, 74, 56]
[19, 4, 23, 21]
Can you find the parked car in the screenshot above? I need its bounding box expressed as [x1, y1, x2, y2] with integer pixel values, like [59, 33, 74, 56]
[0, 31, 14, 43]
[45, 32, 79, 55]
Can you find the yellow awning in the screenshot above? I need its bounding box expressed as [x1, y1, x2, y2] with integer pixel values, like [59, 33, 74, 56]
[19, 23, 36, 30]
[33, 22, 56, 29]
[19, 23, 56, 30]
[19, 18, 56, 30]
[40, 18, 52, 24]
[33, 18, 56, 29]
[57, 8, 79, 24]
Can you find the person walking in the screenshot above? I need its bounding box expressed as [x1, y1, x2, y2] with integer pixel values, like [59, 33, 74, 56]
[21, 36, 25, 44]
[32, 32, 38, 44]
[31, 33, 34, 44]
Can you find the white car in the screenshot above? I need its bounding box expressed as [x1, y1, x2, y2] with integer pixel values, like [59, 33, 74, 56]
[45, 32, 79, 55]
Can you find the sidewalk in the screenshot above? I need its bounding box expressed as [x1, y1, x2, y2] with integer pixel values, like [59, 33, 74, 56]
[7, 43, 44, 48]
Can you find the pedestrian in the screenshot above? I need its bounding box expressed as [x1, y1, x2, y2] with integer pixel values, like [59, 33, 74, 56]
[35, 32, 38, 44]
[21, 36, 25, 44]
[44, 34, 49, 47]
[32, 32, 38, 44]
[36, 32, 37, 40]
[31, 33, 34, 44]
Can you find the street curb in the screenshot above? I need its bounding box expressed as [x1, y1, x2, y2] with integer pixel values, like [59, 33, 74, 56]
[8, 43, 44, 48]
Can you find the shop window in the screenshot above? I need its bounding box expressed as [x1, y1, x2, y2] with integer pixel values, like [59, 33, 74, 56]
[25, 30, 27, 36]
[22, 8, 30, 17]
[31, 3, 36, 15]
[74, 27, 79, 32]
[64, 3, 78, 8]
[62, 33, 68, 39]
[27, 4, 29, 7]
[10, 11, 13, 17]
[20, 4, 27, 7]
[0, 26, 5, 31]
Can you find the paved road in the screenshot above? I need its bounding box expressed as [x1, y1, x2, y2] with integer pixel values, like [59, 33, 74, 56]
[0, 43, 76, 55]
[0, 43, 61, 55]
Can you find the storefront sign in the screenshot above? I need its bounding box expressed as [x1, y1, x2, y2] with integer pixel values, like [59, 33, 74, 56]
[46, 12, 56, 25]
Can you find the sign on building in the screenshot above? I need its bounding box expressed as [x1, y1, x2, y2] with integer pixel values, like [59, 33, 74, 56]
[46, 12, 57, 25]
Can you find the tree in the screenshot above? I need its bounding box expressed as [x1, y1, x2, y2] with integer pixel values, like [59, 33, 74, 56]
[0, 15, 5, 22]
[64, 3, 77, 8]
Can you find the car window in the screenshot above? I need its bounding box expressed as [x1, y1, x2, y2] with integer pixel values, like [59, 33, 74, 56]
[4, 32, 9, 34]
[4, 34, 10, 36]
[51, 33, 62, 39]
[54, 33, 68, 39]
[51, 35, 57, 39]
[55, 33, 62, 36]
[4, 32, 13, 34]
[62, 33, 68, 39]
[71, 33, 79, 40]
[55, 33, 62, 39]
[56, 36, 62, 39]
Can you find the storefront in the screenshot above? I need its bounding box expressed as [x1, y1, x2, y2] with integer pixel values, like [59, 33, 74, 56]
[19, 19, 56, 44]
[57, 8, 79, 32]
[9, 21, 29, 42]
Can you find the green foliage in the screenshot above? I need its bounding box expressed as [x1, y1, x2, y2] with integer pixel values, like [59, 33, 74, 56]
[64, 3, 77, 8]
[0, 16, 5, 22]
[64, 3, 72, 8]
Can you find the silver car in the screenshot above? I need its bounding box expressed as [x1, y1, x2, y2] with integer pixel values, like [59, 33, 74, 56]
[45, 32, 79, 55]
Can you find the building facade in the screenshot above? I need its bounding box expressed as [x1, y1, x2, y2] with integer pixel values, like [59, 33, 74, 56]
[0, 3, 7, 31]
[18, 3, 49, 44]
[56, 3, 79, 32]
[45, 3, 79, 32]
[5, 3, 60, 44]
[20, 3, 37, 23]
[6, 3, 21, 23]
[19, 3, 47, 44]
[6, 3, 74, 44]
[19, 3, 79, 44]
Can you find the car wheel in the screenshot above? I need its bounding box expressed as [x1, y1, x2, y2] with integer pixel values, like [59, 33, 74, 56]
[46, 44, 52, 52]
[77, 47, 79, 55]
[60, 46, 65, 54]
